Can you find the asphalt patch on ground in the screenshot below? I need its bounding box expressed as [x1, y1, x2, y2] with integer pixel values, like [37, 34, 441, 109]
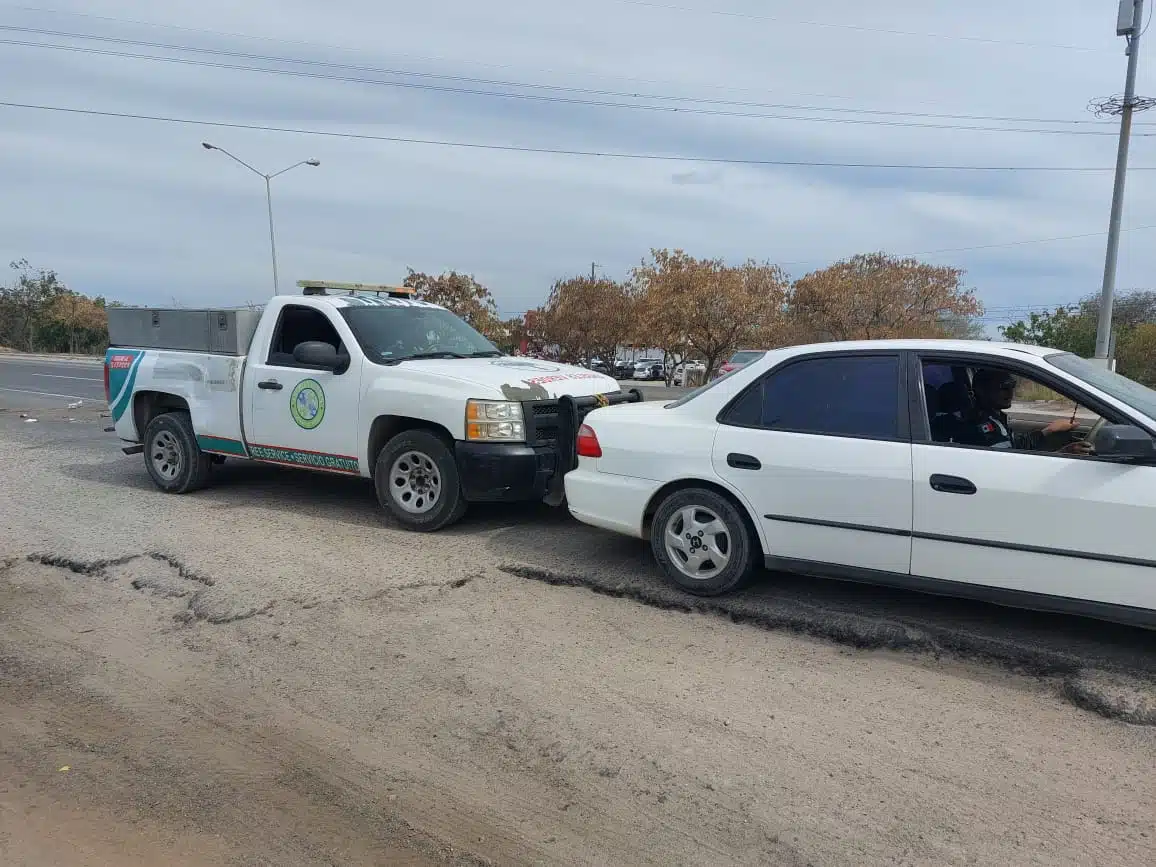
[493, 524, 1156, 725]
[20, 552, 280, 626]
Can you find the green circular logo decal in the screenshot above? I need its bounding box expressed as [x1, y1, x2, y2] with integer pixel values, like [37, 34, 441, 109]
[290, 379, 325, 429]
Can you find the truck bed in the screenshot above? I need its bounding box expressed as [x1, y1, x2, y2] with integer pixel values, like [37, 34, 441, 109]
[107, 308, 262, 355]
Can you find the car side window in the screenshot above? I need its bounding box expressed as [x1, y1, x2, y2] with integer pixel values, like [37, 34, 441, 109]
[267, 305, 343, 368]
[917, 358, 1114, 457]
[722, 354, 901, 439]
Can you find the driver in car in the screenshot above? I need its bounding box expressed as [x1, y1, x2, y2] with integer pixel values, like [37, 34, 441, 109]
[945, 368, 1093, 455]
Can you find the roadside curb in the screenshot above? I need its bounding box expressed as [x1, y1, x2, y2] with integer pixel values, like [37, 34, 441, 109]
[0, 352, 103, 365]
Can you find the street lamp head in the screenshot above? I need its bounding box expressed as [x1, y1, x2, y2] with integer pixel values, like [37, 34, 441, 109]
[201, 142, 216, 150]
[306, 159, 320, 167]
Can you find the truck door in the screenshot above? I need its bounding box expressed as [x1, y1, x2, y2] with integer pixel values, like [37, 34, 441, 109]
[243, 303, 364, 475]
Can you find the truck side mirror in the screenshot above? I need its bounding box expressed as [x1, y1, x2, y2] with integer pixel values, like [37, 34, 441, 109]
[1092, 423, 1156, 460]
[293, 341, 339, 371]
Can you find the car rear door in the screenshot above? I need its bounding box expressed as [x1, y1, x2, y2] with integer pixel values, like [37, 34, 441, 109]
[711, 351, 913, 575]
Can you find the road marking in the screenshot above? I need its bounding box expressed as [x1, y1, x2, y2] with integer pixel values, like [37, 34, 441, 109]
[0, 386, 98, 401]
[32, 373, 103, 382]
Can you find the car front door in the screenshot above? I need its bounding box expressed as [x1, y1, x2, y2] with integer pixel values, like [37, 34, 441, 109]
[711, 351, 913, 575]
[909, 353, 1156, 613]
[244, 303, 365, 475]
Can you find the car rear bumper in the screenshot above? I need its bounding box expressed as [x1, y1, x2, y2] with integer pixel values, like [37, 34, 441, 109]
[564, 466, 657, 539]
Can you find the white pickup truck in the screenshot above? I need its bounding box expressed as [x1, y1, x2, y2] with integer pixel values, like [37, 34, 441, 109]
[104, 281, 640, 530]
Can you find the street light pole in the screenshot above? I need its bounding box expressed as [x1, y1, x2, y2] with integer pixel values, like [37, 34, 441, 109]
[1095, 0, 1147, 361]
[265, 175, 279, 294]
[201, 142, 320, 294]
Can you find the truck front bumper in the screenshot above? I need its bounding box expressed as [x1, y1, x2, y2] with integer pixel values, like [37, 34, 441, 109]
[455, 442, 557, 503]
[457, 389, 646, 506]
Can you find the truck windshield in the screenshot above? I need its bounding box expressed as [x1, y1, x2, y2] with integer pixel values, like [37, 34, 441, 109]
[340, 306, 501, 363]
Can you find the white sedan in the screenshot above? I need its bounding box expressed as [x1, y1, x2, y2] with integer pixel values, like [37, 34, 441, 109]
[565, 339, 1156, 627]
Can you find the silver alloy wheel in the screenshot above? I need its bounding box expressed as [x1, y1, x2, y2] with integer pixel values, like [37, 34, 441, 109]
[150, 429, 183, 482]
[663, 505, 731, 580]
[389, 450, 443, 515]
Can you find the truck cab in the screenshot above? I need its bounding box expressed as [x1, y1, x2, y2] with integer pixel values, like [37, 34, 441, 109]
[105, 281, 640, 530]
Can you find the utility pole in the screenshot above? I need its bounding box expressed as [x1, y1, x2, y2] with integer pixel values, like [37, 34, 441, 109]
[1095, 0, 1147, 361]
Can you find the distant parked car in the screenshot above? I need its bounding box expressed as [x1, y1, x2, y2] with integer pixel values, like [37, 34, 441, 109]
[714, 349, 767, 379]
[632, 358, 665, 381]
[672, 361, 706, 387]
[614, 359, 636, 379]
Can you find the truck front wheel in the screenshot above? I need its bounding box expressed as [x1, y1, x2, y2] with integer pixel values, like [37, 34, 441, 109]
[374, 430, 467, 532]
[142, 411, 213, 494]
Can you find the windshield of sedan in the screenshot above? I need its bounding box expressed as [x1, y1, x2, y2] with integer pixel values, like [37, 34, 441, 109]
[340, 305, 501, 363]
[729, 351, 764, 364]
[665, 367, 739, 408]
[1046, 352, 1156, 420]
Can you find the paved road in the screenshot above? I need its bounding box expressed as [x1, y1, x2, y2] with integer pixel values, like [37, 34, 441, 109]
[1, 402, 1153, 865]
[0, 354, 105, 412]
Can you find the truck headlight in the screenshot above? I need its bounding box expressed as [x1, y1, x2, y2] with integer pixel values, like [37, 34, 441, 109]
[465, 399, 526, 442]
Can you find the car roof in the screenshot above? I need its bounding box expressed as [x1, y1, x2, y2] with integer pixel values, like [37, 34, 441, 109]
[776, 339, 1056, 358]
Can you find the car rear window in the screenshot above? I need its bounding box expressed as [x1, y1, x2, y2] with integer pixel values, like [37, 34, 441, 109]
[722, 354, 901, 439]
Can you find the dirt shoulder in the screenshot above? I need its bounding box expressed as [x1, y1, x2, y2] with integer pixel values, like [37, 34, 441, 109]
[1, 420, 1154, 866]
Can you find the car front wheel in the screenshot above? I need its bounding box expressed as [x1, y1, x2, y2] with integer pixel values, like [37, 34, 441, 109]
[650, 488, 757, 595]
[374, 430, 467, 532]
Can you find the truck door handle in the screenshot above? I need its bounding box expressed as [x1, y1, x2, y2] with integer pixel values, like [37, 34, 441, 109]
[727, 453, 761, 470]
[929, 474, 976, 495]
[258, 380, 283, 391]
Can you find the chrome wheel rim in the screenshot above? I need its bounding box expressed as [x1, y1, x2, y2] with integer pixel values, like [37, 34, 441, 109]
[664, 505, 731, 580]
[150, 430, 183, 482]
[389, 451, 442, 514]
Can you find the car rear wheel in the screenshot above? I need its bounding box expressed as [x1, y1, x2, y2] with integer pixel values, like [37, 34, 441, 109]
[142, 410, 213, 494]
[650, 488, 756, 595]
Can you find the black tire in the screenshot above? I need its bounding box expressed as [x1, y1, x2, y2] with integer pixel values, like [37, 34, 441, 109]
[650, 487, 757, 595]
[142, 411, 213, 494]
[374, 430, 467, 532]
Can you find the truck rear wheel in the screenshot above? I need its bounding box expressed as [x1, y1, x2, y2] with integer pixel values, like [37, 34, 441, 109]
[142, 411, 213, 494]
[374, 430, 467, 532]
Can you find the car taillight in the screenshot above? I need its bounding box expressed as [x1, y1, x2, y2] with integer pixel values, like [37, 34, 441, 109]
[576, 423, 602, 458]
[103, 358, 111, 403]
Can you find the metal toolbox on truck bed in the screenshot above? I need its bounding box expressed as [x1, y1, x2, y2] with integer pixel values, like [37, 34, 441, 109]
[107, 308, 262, 355]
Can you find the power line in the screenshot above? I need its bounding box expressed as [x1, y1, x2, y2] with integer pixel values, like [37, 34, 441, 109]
[6, 4, 1151, 128]
[777, 224, 1156, 268]
[907, 224, 1156, 256]
[3, 36, 1143, 137]
[0, 24, 1129, 128]
[0, 4, 977, 106]
[609, 0, 1101, 52]
[4, 99, 1155, 171]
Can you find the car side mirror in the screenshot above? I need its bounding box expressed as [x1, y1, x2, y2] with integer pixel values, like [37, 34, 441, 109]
[293, 340, 340, 371]
[1092, 423, 1156, 460]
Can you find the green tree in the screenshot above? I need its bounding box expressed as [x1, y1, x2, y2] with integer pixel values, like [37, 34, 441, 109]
[0, 259, 71, 351]
[998, 306, 1094, 355]
[998, 290, 1156, 361]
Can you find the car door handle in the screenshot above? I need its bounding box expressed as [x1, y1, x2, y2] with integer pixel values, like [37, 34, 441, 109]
[257, 380, 283, 391]
[727, 453, 761, 470]
[929, 474, 977, 495]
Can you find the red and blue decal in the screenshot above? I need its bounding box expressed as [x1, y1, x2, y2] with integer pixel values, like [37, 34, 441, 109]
[104, 349, 145, 423]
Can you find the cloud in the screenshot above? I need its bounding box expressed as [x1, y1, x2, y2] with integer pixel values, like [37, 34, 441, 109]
[0, 0, 1153, 322]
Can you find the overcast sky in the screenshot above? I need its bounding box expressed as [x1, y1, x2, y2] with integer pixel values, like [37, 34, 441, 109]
[1, 0, 1154, 329]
